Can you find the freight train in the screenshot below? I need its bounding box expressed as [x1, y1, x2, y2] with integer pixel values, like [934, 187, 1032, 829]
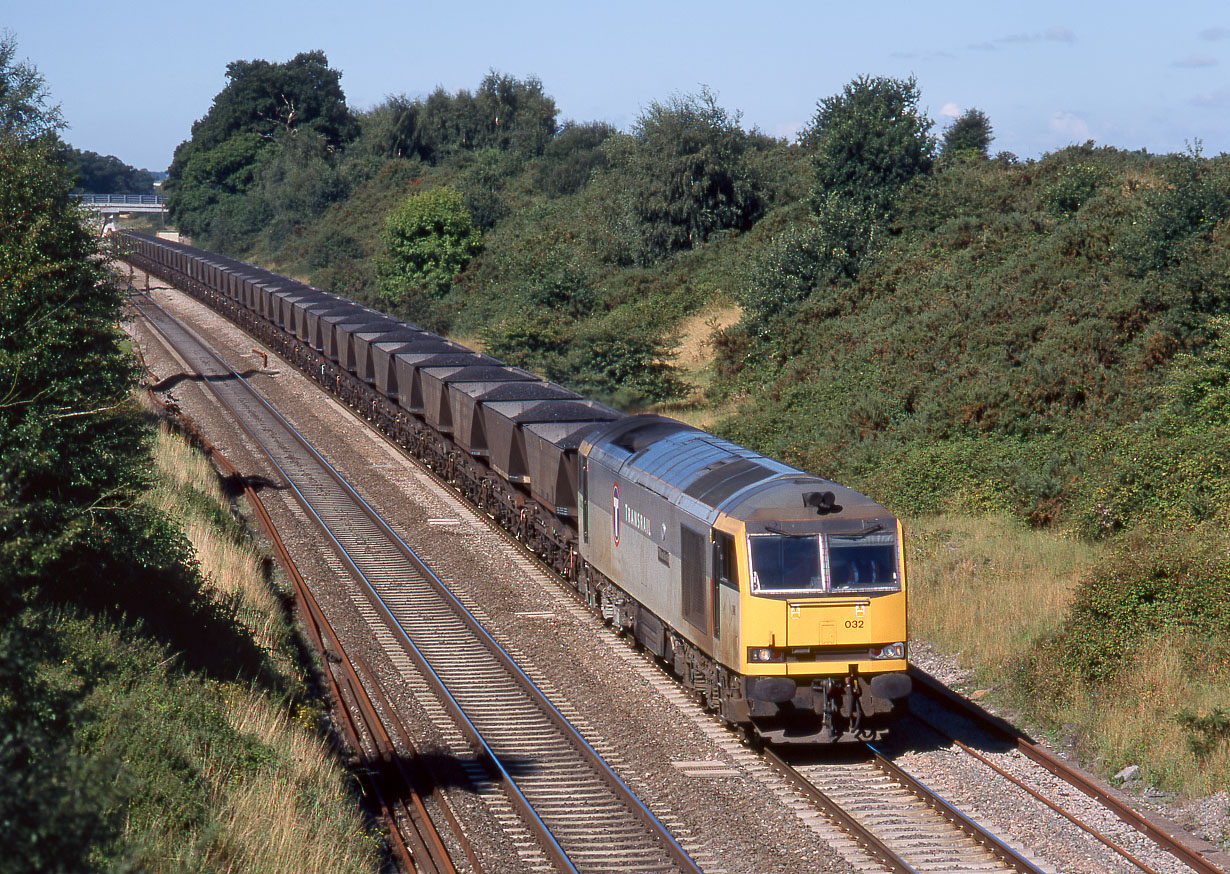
[121, 231, 911, 743]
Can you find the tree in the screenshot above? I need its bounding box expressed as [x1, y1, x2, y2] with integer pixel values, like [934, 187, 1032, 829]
[785, 75, 935, 291]
[615, 88, 763, 260]
[375, 72, 558, 164]
[63, 147, 156, 194]
[0, 32, 61, 141]
[0, 41, 143, 865]
[378, 186, 482, 303]
[356, 94, 424, 161]
[248, 129, 350, 249]
[472, 71, 557, 157]
[165, 51, 356, 245]
[805, 74, 935, 215]
[940, 108, 993, 159]
[532, 120, 616, 197]
[180, 50, 356, 153]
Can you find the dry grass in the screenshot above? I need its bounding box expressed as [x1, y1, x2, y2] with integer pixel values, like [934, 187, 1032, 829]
[1065, 638, 1230, 795]
[148, 422, 228, 508]
[672, 305, 741, 376]
[447, 332, 485, 353]
[906, 513, 1100, 674]
[145, 425, 289, 661]
[908, 512, 1230, 796]
[125, 687, 379, 874]
[133, 425, 380, 871]
[652, 305, 741, 429]
[195, 689, 377, 874]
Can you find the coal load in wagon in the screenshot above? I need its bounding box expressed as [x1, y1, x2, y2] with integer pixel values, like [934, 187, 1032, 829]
[419, 365, 538, 434]
[389, 349, 492, 411]
[482, 400, 620, 488]
[450, 381, 579, 456]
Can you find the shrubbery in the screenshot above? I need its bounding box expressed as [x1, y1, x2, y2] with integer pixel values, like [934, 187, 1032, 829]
[378, 185, 482, 307]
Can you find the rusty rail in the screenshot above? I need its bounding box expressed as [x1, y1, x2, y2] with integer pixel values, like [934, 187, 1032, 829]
[129, 304, 469, 874]
[910, 665, 1230, 874]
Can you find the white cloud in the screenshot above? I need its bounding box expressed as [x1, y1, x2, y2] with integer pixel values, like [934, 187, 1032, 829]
[1199, 26, 1230, 40]
[982, 26, 1075, 48]
[1173, 54, 1218, 68]
[939, 102, 961, 119]
[1193, 86, 1230, 107]
[1050, 111, 1092, 142]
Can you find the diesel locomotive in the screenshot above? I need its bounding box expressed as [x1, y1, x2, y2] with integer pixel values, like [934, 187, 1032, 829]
[121, 231, 911, 743]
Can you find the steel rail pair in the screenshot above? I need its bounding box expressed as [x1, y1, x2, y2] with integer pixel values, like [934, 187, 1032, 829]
[129, 288, 700, 874]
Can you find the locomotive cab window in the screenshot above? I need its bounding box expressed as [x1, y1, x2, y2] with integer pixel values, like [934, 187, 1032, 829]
[827, 532, 899, 592]
[748, 534, 822, 593]
[713, 531, 737, 589]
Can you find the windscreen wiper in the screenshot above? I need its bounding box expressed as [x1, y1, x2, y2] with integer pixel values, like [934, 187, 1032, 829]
[835, 523, 885, 540]
[762, 524, 815, 538]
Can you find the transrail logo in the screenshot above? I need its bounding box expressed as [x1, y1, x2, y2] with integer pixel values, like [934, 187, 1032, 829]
[623, 504, 652, 539]
[612, 483, 620, 546]
[612, 485, 653, 546]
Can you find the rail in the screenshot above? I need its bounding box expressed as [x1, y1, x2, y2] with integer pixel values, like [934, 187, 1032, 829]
[909, 666, 1230, 874]
[127, 285, 700, 874]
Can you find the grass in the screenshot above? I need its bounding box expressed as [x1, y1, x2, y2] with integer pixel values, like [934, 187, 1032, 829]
[906, 513, 1099, 678]
[190, 688, 378, 874]
[906, 512, 1230, 798]
[1061, 637, 1230, 796]
[95, 422, 384, 872]
[144, 424, 294, 671]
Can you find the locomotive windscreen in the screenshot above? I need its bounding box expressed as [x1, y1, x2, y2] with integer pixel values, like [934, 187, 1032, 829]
[748, 534, 822, 593]
[827, 533, 899, 592]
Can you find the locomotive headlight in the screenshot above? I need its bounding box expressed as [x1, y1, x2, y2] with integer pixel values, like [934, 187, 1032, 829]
[747, 647, 784, 663]
[870, 642, 905, 660]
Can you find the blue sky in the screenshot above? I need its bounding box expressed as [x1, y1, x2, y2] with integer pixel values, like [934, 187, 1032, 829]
[8, 1, 1230, 171]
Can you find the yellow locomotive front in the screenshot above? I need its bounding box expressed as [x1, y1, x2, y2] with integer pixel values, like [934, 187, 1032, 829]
[719, 489, 910, 742]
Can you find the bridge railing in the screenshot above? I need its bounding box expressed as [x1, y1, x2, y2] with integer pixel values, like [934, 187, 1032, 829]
[72, 194, 167, 206]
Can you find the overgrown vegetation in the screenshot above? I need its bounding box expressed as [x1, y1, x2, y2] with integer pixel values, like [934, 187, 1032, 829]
[0, 37, 379, 869]
[164, 51, 1230, 799]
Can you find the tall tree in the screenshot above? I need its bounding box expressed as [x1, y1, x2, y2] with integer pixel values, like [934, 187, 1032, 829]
[806, 74, 935, 215]
[616, 88, 763, 260]
[165, 51, 356, 245]
[0, 32, 61, 141]
[473, 71, 557, 156]
[941, 108, 994, 159]
[0, 38, 143, 866]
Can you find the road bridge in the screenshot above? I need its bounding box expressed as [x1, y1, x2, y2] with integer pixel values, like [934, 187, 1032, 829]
[73, 194, 167, 215]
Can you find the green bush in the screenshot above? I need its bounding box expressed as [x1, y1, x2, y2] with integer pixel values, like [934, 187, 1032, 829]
[1051, 527, 1230, 685]
[1043, 160, 1111, 216]
[532, 121, 615, 197]
[805, 74, 935, 215]
[378, 185, 482, 304]
[611, 88, 764, 261]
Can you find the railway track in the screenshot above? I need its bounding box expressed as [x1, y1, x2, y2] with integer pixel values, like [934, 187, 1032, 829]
[128, 289, 702, 874]
[761, 744, 1047, 874]
[125, 263, 1230, 874]
[907, 668, 1230, 874]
